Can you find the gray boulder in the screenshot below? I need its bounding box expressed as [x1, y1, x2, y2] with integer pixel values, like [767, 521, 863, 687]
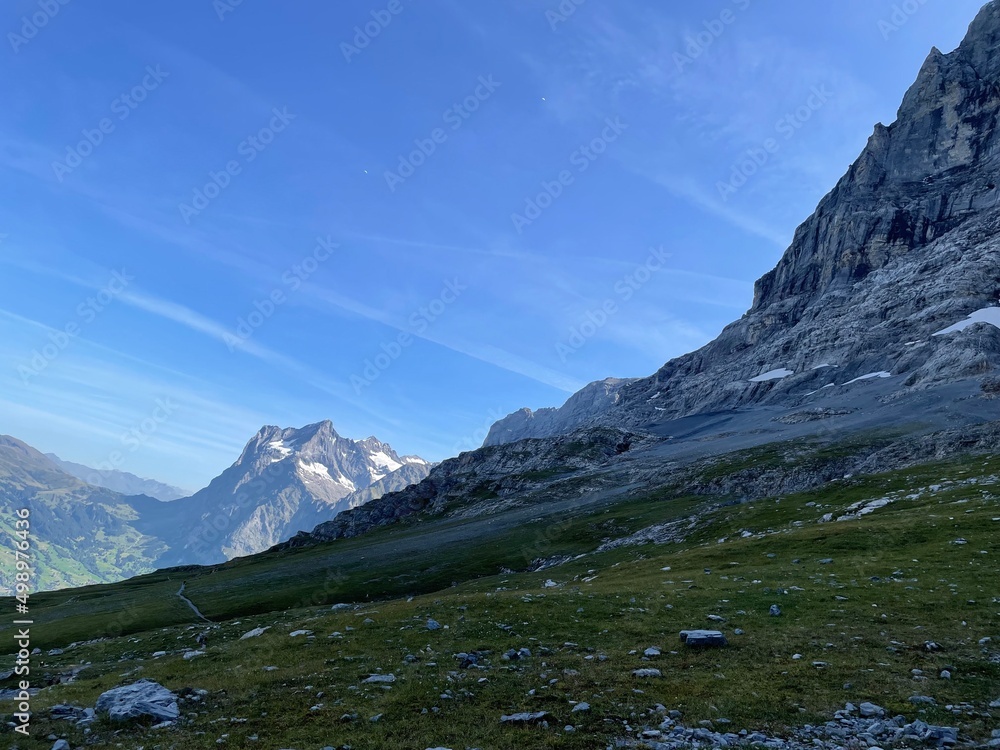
[860, 702, 886, 718]
[500, 711, 553, 724]
[679, 630, 728, 648]
[94, 679, 179, 723]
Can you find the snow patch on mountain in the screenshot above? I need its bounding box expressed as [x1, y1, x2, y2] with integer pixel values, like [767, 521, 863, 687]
[843, 372, 892, 386]
[750, 368, 794, 383]
[933, 306, 1000, 336]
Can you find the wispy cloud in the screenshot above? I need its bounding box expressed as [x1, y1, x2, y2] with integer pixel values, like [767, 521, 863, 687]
[307, 286, 585, 393]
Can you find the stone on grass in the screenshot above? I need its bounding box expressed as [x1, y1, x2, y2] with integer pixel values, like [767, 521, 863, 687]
[500, 711, 553, 724]
[860, 702, 885, 718]
[769, 605, 782, 616]
[679, 630, 728, 648]
[909, 696, 936, 705]
[362, 674, 396, 684]
[239, 627, 269, 640]
[52, 741, 70, 750]
[426, 618, 442, 631]
[632, 668, 662, 678]
[94, 679, 179, 723]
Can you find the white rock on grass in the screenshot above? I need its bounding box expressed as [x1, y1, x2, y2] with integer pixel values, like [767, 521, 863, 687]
[94, 679, 179, 723]
[240, 627, 270, 640]
[632, 668, 662, 678]
[362, 674, 396, 684]
[500, 711, 553, 724]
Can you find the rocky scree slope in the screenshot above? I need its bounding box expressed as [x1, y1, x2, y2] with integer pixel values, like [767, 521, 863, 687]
[486, 1, 1000, 446]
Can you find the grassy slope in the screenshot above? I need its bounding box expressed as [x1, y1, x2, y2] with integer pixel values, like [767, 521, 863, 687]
[2, 450, 999, 748]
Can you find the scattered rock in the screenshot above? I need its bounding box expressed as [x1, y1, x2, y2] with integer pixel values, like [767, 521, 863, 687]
[500, 711, 553, 724]
[679, 630, 728, 648]
[859, 702, 885, 718]
[769, 605, 782, 616]
[94, 679, 179, 723]
[239, 627, 269, 640]
[362, 674, 396, 684]
[632, 668, 662, 678]
[426, 619, 442, 631]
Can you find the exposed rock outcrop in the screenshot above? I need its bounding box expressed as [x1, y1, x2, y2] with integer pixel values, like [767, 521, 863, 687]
[487, 2, 1000, 445]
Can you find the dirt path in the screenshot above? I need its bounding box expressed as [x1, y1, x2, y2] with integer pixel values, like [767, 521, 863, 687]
[176, 582, 212, 623]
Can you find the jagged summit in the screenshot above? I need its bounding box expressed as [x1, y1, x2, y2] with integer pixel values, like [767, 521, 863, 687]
[148, 422, 430, 565]
[486, 5, 1000, 445]
[484, 378, 636, 447]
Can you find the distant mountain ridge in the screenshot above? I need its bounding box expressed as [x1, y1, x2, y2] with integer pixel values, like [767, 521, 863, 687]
[0, 436, 168, 594]
[45, 453, 189, 501]
[153, 421, 432, 565]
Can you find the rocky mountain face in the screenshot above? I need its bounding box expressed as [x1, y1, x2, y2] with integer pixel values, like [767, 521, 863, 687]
[0, 436, 168, 594]
[45, 454, 188, 501]
[141, 421, 431, 566]
[290, 3, 1000, 547]
[0, 425, 430, 590]
[483, 378, 636, 446]
[485, 2, 1000, 445]
[292, 427, 638, 544]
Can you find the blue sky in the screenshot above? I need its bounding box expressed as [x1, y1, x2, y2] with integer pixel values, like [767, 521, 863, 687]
[0, 0, 985, 491]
